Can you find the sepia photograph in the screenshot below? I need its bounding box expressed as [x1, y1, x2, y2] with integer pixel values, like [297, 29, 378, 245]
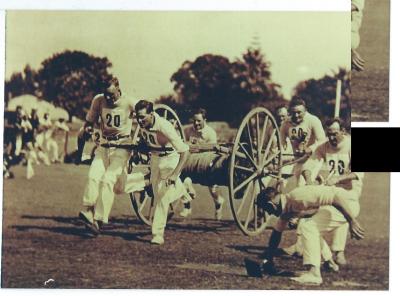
[351, 0, 390, 121]
[1, 9, 389, 290]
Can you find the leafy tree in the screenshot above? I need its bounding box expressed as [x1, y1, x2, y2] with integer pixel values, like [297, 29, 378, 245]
[170, 48, 284, 126]
[292, 68, 351, 128]
[4, 64, 39, 105]
[37, 50, 112, 120]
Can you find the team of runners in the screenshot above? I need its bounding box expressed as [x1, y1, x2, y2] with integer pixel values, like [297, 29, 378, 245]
[74, 76, 364, 286]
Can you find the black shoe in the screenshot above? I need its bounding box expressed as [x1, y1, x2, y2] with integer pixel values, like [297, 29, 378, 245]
[79, 212, 100, 236]
[244, 258, 263, 278]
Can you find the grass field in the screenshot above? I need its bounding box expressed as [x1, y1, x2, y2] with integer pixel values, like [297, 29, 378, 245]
[1, 161, 390, 289]
[351, 0, 390, 121]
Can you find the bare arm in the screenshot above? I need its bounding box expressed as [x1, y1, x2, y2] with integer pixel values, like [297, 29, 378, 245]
[325, 172, 359, 186]
[168, 150, 190, 183]
[332, 194, 365, 240]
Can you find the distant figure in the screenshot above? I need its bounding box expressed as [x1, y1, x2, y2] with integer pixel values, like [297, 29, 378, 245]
[351, 0, 365, 71]
[14, 105, 24, 157]
[274, 105, 289, 128]
[48, 118, 70, 163]
[30, 109, 50, 165]
[20, 111, 36, 179]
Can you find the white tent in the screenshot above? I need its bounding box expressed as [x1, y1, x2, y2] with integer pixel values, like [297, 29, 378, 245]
[7, 94, 69, 120]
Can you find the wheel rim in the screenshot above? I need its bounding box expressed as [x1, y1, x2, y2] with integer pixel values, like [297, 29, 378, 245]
[130, 104, 185, 225]
[228, 107, 282, 236]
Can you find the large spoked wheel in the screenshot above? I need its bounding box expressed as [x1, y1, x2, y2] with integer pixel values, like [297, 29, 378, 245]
[129, 104, 185, 226]
[228, 107, 282, 236]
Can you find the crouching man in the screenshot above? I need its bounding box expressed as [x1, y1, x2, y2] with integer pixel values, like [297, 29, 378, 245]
[245, 184, 364, 285]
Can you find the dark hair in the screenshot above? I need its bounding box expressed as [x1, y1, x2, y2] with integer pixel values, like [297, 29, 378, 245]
[275, 104, 288, 114]
[193, 108, 207, 119]
[135, 100, 153, 114]
[102, 77, 121, 93]
[289, 96, 307, 109]
[325, 117, 345, 130]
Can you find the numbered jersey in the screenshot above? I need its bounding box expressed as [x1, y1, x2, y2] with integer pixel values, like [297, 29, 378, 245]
[315, 135, 351, 177]
[280, 112, 325, 153]
[140, 113, 189, 154]
[86, 94, 136, 138]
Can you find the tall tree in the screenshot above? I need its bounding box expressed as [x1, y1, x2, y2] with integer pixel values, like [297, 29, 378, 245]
[37, 50, 112, 120]
[170, 48, 284, 126]
[4, 64, 39, 106]
[292, 68, 351, 127]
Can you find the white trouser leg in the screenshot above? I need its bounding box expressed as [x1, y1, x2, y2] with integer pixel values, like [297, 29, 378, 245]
[301, 205, 355, 268]
[331, 223, 349, 252]
[37, 149, 50, 165]
[152, 154, 186, 237]
[94, 147, 130, 223]
[300, 218, 322, 268]
[15, 134, 22, 156]
[209, 184, 223, 204]
[181, 177, 196, 203]
[47, 139, 58, 162]
[114, 170, 147, 194]
[82, 148, 106, 207]
[321, 238, 333, 262]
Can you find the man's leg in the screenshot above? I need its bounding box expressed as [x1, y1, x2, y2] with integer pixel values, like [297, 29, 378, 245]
[80, 147, 106, 223]
[331, 222, 349, 265]
[180, 177, 196, 218]
[291, 218, 323, 285]
[152, 154, 186, 244]
[209, 184, 225, 221]
[95, 148, 130, 224]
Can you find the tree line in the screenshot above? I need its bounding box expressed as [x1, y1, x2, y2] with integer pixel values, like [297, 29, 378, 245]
[4, 48, 350, 126]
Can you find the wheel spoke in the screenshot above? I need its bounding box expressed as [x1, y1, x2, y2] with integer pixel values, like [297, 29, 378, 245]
[238, 142, 258, 170]
[261, 128, 276, 165]
[138, 194, 148, 212]
[263, 150, 280, 167]
[163, 109, 168, 118]
[234, 164, 254, 173]
[255, 113, 261, 164]
[259, 115, 270, 158]
[233, 172, 258, 195]
[237, 182, 253, 216]
[244, 180, 257, 229]
[246, 122, 256, 162]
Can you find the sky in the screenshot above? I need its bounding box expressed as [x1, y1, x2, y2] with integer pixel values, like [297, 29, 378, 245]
[5, 10, 350, 100]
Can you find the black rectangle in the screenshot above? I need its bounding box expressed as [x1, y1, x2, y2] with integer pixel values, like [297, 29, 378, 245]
[352, 128, 400, 172]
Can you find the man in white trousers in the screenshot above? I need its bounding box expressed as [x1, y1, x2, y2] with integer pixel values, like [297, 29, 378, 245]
[78, 77, 137, 235]
[283, 118, 356, 266]
[135, 100, 190, 245]
[245, 184, 364, 285]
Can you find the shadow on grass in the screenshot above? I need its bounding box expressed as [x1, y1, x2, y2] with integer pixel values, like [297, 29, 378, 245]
[166, 218, 236, 234]
[13, 215, 152, 242]
[226, 244, 266, 256]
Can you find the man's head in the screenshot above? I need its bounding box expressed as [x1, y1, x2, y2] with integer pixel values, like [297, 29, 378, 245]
[16, 105, 23, 115]
[275, 105, 288, 127]
[135, 100, 154, 129]
[256, 187, 282, 216]
[192, 108, 207, 131]
[103, 77, 121, 106]
[325, 118, 345, 147]
[289, 97, 307, 125]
